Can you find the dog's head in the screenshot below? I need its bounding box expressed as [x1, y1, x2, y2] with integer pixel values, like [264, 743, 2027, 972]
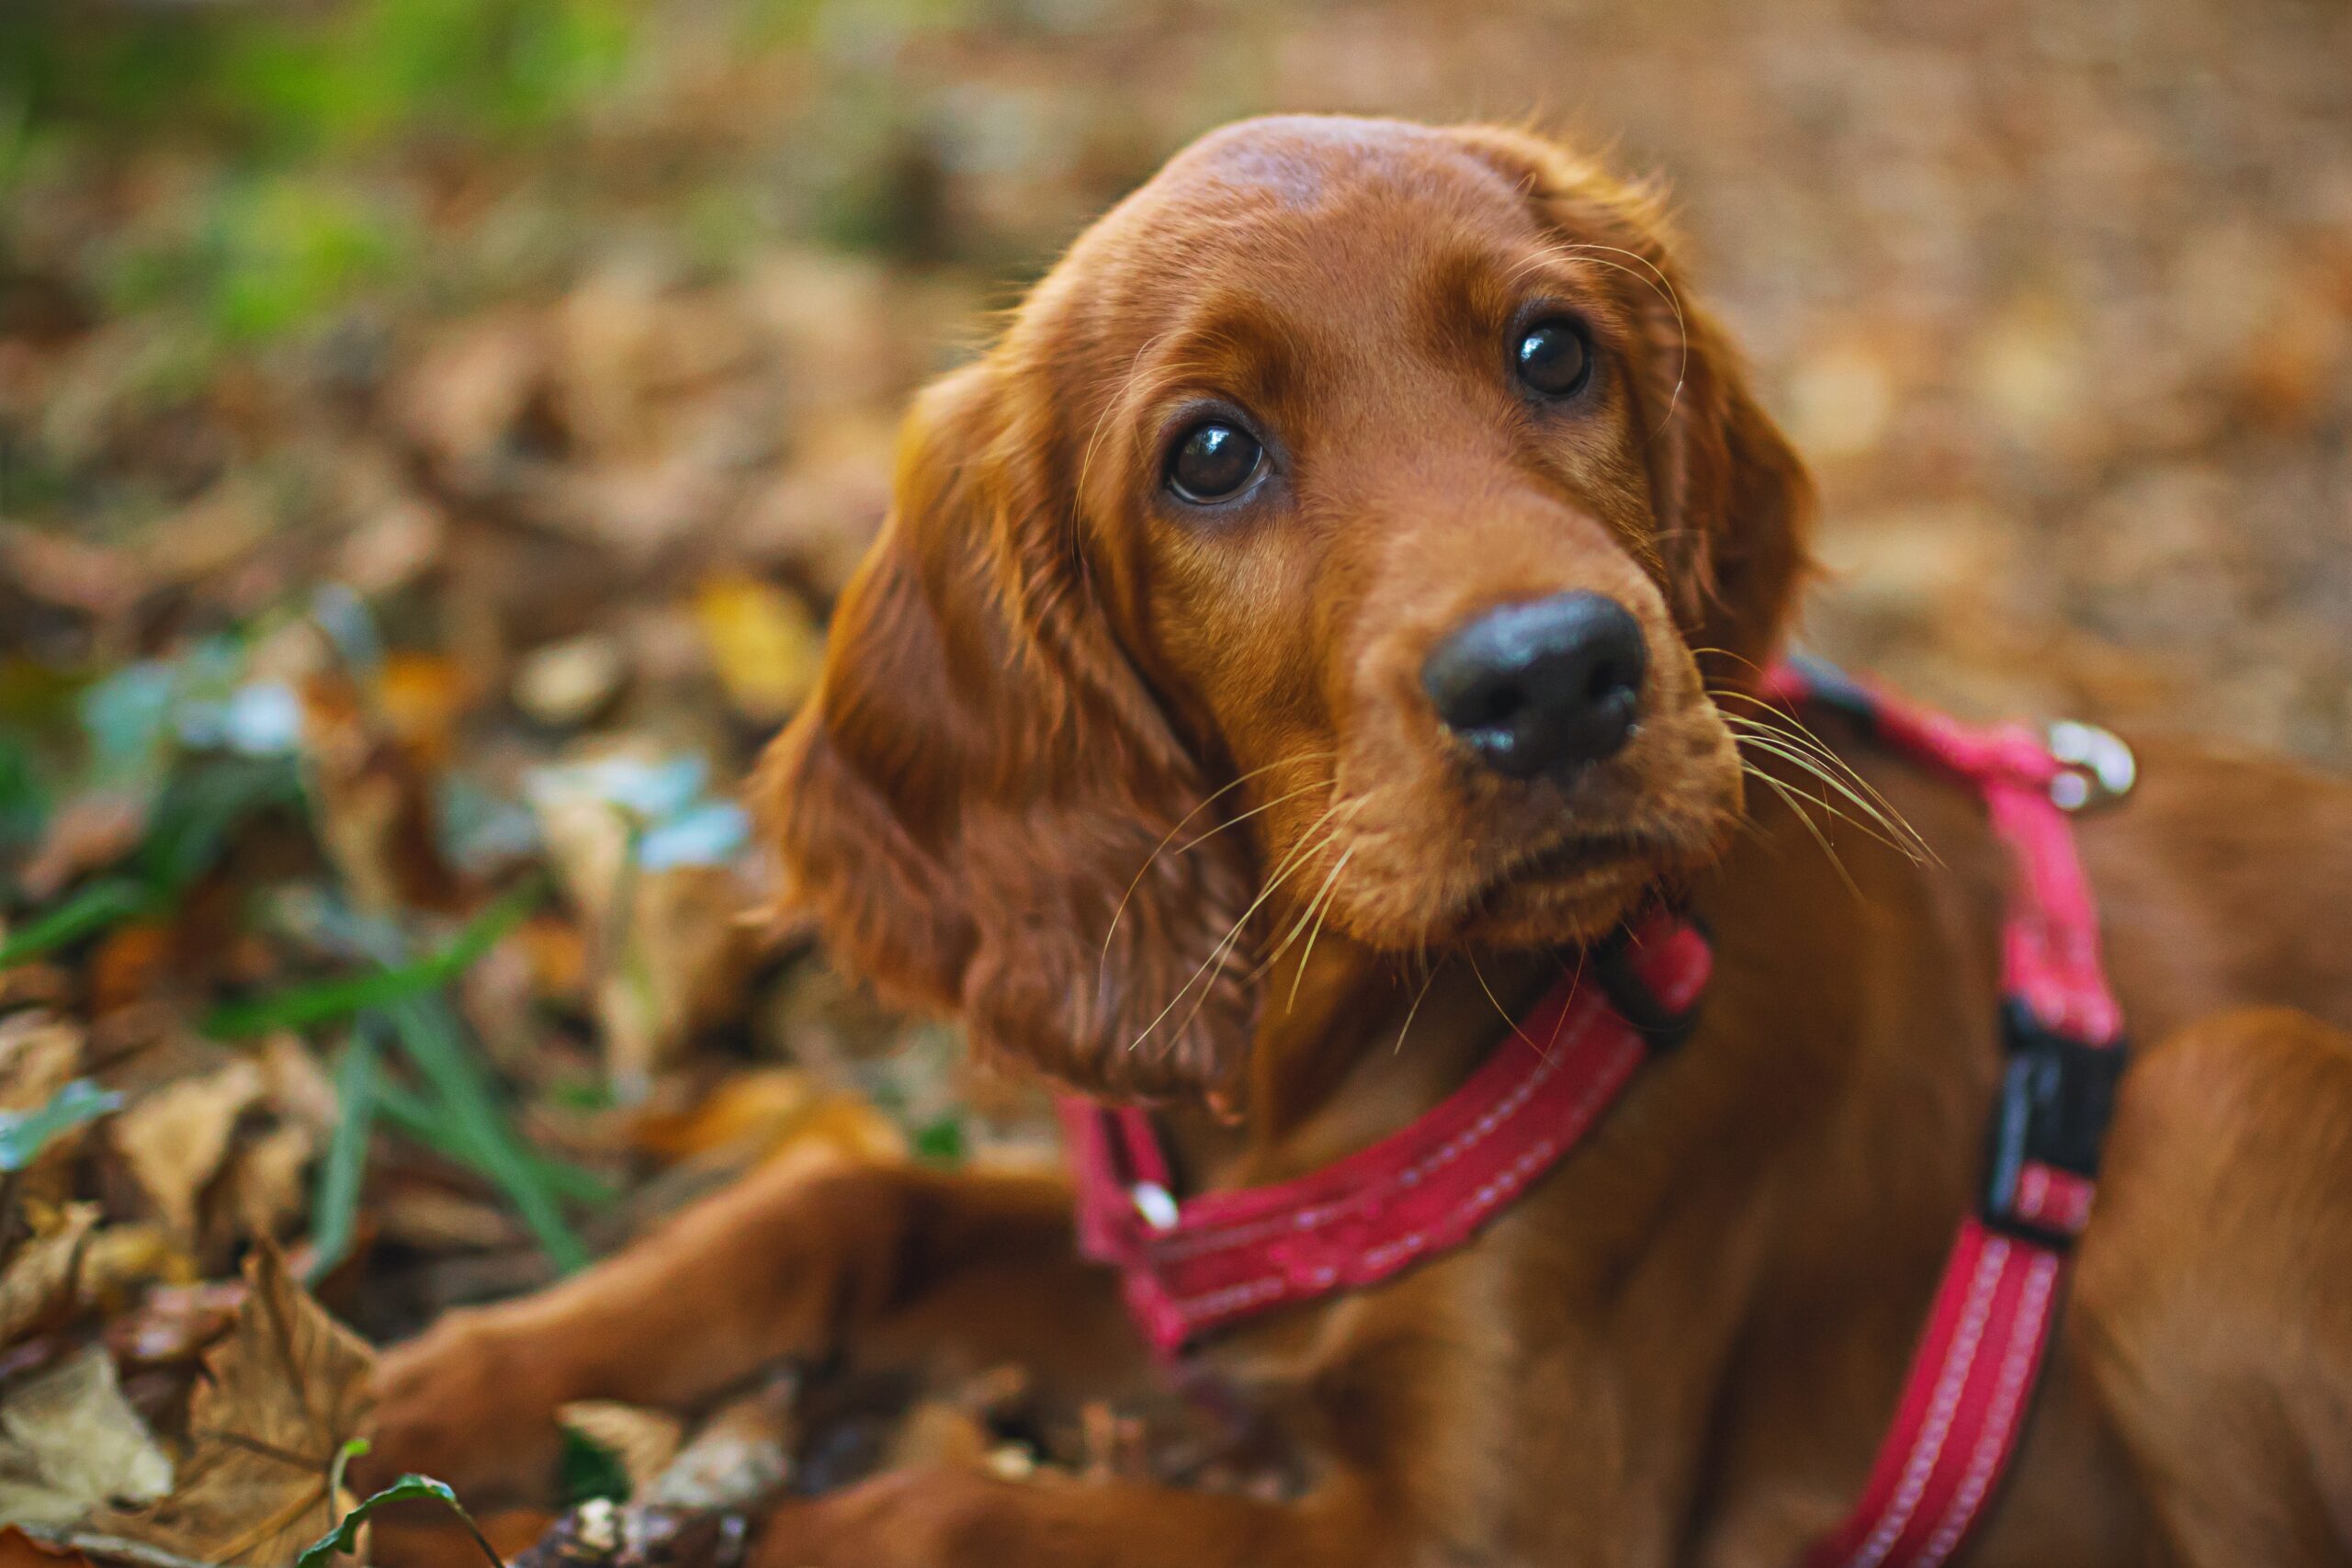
[757, 116, 1813, 1106]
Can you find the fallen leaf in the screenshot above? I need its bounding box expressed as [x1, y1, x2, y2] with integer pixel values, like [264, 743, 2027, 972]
[78, 1226, 201, 1310]
[0, 1201, 98, 1348]
[254, 1034, 341, 1137]
[15, 793, 147, 904]
[0, 1525, 95, 1568]
[103, 1280, 243, 1371]
[514, 635, 627, 728]
[115, 1062, 263, 1238]
[300, 669, 462, 916]
[223, 1122, 315, 1245]
[375, 1184, 520, 1252]
[0, 1346, 174, 1527]
[90, 1245, 375, 1567]
[693, 573, 822, 721]
[640, 1371, 796, 1510]
[0, 1015, 82, 1114]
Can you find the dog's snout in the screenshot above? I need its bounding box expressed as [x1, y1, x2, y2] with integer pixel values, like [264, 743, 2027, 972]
[1421, 592, 1647, 779]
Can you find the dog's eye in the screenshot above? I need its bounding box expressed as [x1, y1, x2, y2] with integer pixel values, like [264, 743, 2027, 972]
[1165, 421, 1265, 503]
[1515, 320, 1592, 398]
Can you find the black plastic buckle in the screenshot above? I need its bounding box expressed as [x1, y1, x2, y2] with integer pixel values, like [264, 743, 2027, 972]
[1588, 919, 1705, 1052]
[1979, 998, 2126, 1247]
[1777, 651, 1883, 737]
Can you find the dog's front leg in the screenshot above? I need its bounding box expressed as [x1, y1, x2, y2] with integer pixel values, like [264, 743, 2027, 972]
[750, 1464, 1393, 1568]
[365, 1150, 1140, 1504]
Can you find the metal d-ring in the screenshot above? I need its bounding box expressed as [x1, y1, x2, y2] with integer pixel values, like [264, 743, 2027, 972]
[2045, 719, 2137, 811]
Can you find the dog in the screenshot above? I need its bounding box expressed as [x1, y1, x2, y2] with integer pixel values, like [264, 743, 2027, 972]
[366, 117, 2352, 1566]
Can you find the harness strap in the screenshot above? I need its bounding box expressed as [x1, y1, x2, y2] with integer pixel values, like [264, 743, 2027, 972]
[1764, 657, 2129, 1568]
[1059, 909, 1710, 1358]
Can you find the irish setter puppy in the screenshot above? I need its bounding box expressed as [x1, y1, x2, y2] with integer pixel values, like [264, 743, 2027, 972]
[367, 117, 2352, 1566]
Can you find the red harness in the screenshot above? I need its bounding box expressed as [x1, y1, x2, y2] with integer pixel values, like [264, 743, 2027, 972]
[1060, 658, 2131, 1568]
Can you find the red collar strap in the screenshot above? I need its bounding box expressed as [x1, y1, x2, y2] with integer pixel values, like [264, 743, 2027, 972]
[1058, 656, 2132, 1568]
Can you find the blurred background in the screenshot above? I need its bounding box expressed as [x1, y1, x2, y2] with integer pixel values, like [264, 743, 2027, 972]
[0, 0, 2346, 1554]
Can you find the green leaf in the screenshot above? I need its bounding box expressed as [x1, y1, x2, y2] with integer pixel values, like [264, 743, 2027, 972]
[204, 879, 543, 1039]
[0, 1078, 122, 1171]
[295, 1471, 497, 1568]
[912, 1114, 966, 1167]
[558, 1426, 632, 1506]
[307, 1025, 384, 1283]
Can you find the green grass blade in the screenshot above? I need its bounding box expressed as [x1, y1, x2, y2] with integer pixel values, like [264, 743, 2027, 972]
[306, 1022, 383, 1283]
[203, 880, 542, 1039]
[379, 994, 589, 1273]
[0, 879, 152, 968]
[373, 1076, 614, 1204]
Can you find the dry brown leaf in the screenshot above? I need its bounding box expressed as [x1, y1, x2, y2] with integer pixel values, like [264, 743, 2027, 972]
[254, 1035, 341, 1138]
[300, 669, 463, 917]
[641, 1373, 797, 1510]
[375, 1184, 520, 1252]
[115, 1062, 263, 1239]
[886, 1402, 992, 1475]
[595, 863, 757, 1099]
[558, 1403, 685, 1496]
[0, 1201, 99, 1348]
[0, 1016, 93, 1206]
[0, 1524, 96, 1568]
[0, 1014, 82, 1114]
[90, 1245, 374, 1568]
[0, 1346, 174, 1528]
[221, 1122, 314, 1245]
[78, 1225, 200, 1310]
[15, 794, 147, 905]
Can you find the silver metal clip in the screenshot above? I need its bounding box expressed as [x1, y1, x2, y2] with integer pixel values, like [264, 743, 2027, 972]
[2046, 720, 2136, 811]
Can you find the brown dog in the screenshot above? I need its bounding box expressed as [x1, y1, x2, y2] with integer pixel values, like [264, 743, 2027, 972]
[367, 117, 2352, 1566]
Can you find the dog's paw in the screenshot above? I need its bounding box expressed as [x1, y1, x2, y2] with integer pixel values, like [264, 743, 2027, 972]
[362, 1312, 570, 1505]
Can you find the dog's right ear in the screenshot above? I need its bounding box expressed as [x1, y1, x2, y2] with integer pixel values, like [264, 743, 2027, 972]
[752, 360, 1261, 1106]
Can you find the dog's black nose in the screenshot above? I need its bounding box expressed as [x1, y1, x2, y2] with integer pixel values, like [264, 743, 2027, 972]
[1421, 592, 1647, 779]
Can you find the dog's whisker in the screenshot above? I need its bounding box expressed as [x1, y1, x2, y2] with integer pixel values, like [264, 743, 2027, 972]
[1709, 688, 1939, 864]
[1741, 762, 1865, 903]
[1132, 802, 1357, 1054]
[1391, 957, 1442, 1056]
[1283, 845, 1357, 1010]
[1101, 750, 1334, 971]
[1467, 953, 1551, 1062]
[1723, 717, 1930, 863]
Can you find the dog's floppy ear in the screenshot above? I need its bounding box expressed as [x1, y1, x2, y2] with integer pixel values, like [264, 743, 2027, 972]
[1451, 126, 1815, 684]
[753, 359, 1259, 1105]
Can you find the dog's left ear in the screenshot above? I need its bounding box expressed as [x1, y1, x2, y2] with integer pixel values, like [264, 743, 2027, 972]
[1451, 126, 1816, 684]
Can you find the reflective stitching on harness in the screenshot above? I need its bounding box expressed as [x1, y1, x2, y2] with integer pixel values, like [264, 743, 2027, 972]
[1843, 1236, 2012, 1568]
[1150, 1001, 1603, 1265]
[1917, 1251, 2058, 1566]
